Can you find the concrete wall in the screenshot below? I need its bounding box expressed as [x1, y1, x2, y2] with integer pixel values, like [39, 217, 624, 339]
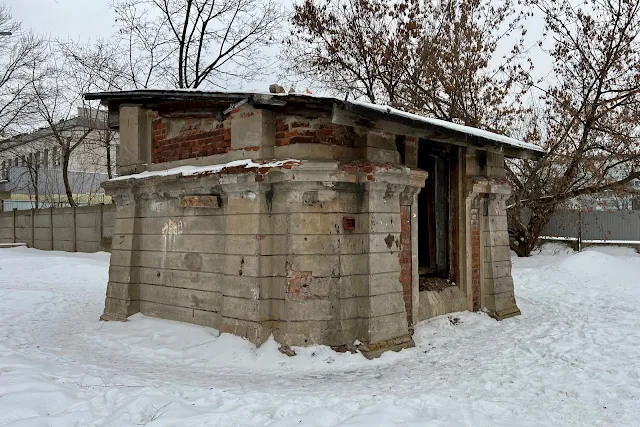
[0, 204, 115, 252]
[418, 287, 467, 320]
[102, 160, 426, 357]
[104, 100, 522, 356]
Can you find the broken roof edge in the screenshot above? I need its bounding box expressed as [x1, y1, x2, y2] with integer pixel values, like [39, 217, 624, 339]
[84, 89, 336, 103]
[84, 89, 546, 159]
[342, 101, 545, 157]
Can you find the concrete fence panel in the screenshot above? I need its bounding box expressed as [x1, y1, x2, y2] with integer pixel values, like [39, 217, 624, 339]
[14, 211, 33, 246]
[76, 205, 102, 253]
[33, 210, 52, 250]
[0, 212, 13, 243]
[102, 207, 115, 239]
[0, 204, 115, 253]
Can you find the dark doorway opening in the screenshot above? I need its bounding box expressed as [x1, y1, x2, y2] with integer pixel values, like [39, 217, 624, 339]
[417, 143, 453, 291]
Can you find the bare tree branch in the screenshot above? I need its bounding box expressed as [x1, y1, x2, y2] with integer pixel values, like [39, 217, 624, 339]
[112, 0, 283, 89]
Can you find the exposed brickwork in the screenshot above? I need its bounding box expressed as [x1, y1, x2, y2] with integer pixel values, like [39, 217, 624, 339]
[470, 207, 481, 310]
[151, 116, 231, 163]
[399, 205, 413, 327]
[286, 270, 312, 300]
[150, 107, 360, 164]
[275, 116, 355, 147]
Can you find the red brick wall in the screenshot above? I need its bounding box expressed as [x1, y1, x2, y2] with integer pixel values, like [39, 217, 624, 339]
[275, 116, 355, 147]
[400, 205, 413, 327]
[151, 116, 231, 163]
[150, 111, 357, 164]
[470, 207, 481, 310]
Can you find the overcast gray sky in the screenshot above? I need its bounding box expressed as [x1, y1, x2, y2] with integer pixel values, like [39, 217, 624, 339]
[5, 0, 286, 91]
[7, 0, 115, 40]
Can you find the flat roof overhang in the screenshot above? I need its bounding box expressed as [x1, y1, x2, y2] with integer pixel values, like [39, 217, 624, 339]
[85, 90, 546, 160]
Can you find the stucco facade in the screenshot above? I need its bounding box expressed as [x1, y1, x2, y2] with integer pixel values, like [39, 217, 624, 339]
[88, 90, 543, 357]
[0, 108, 118, 208]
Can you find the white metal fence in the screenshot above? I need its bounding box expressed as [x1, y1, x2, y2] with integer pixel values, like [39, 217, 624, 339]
[2, 197, 108, 211]
[542, 210, 640, 245]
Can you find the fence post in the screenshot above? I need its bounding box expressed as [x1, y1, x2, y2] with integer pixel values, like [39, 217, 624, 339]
[30, 208, 34, 248]
[50, 207, 54, 250]
[12, 208, 16, 244]
[98, 203, 104, 249]
[578, 210, 582, 252]
[72, 205, 77, 252]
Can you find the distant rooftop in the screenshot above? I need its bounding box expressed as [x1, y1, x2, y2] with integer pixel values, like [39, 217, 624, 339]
[85, 89, 545, 159]
[0, 107, 110, 153]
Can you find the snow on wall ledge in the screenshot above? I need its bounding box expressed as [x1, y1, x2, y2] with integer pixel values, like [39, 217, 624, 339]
[107, 159, 301, 182]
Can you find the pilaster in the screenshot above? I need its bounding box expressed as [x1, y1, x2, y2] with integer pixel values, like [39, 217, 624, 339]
[101, 193, 140, 321]
[466, 178, 520, 319]
[117, 105, 152, 176]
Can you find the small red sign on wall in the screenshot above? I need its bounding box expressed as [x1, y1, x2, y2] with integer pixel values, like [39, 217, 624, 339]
[343, 216, 356, 232]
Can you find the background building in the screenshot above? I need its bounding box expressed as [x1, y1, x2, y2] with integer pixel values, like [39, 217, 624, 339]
[0, 108, 119, 210]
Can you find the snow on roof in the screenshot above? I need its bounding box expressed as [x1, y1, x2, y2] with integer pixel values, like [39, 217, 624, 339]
[348, 100, 545, 154]
[85, 89, 545, 157]
[108, 159, 300, 182]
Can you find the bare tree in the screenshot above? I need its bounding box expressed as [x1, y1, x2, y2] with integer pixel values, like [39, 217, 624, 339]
[0, 5, 47, 137]
[0, 137, 61, 209]
[58, 39, 129, 93]
[402, 0, 531, 133]
[286, 0, 410, 106]
[507, 0, 640, 256]
[112, 0, 283, 89]
[1, 149, 41, 208]
[29, 43, 116, 207]
[101, 129, 118, 180]
[287, 0, 531, 129]
[59, 40, 122, 180]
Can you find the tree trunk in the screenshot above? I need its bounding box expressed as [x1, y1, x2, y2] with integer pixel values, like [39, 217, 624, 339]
[34, 168, 39, 209]
[27, 164, 39, 210]
[509, 236, 534, 257]
[106, 141, 112, 179]
[62, 152, 75, 207]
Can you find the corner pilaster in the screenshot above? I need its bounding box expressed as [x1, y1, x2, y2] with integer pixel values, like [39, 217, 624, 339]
[466, 178, 520, 320]
[101, 193, 140, 321]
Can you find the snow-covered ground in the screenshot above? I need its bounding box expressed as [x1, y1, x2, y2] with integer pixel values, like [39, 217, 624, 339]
[1, 244, 639, 426]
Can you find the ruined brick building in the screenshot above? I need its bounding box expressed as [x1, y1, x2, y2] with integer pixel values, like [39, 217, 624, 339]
[85, 90, 544, 357]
